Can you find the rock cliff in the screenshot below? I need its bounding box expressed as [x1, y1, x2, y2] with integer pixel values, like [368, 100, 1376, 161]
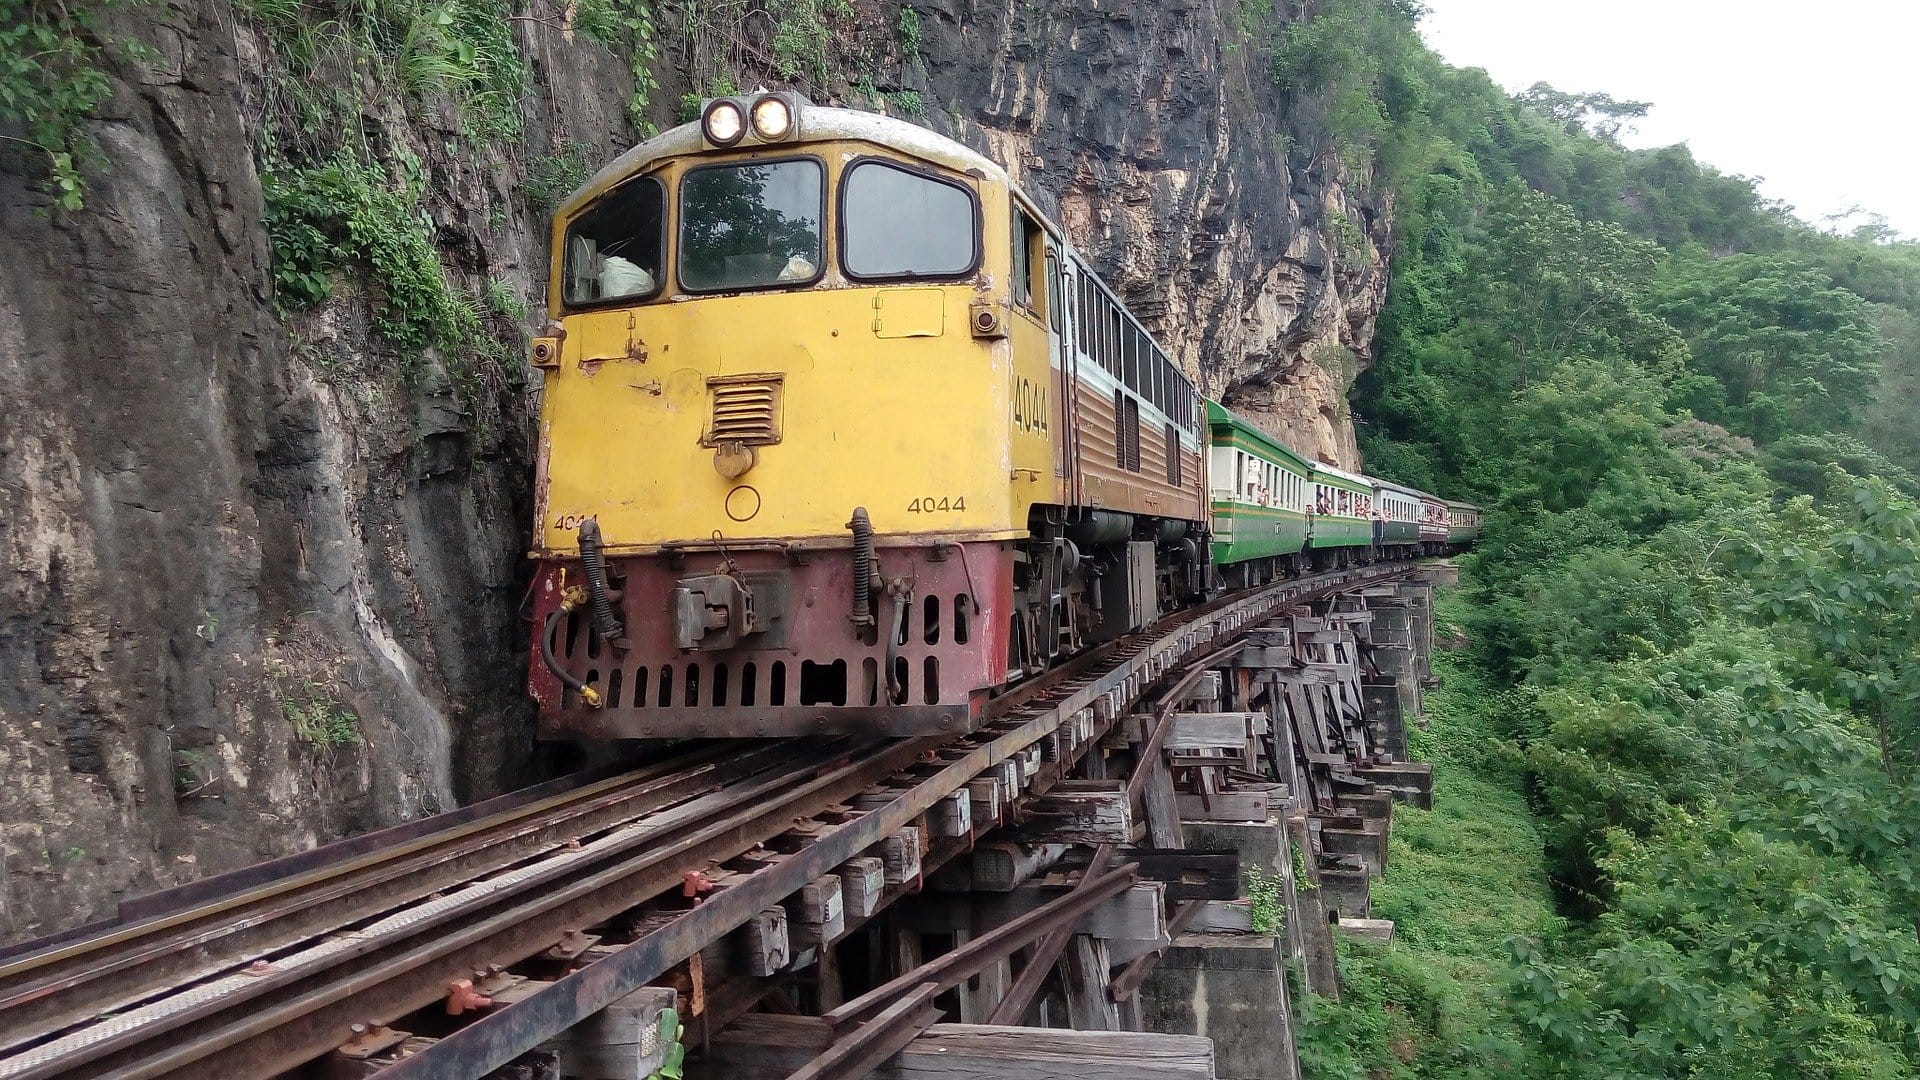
[0, 0, 1388, 942]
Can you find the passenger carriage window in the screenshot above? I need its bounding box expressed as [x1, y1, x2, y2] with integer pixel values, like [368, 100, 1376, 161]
[680, 159, 824, 293]
[564, 175, 666, 306]
[841, 160, 976, 279]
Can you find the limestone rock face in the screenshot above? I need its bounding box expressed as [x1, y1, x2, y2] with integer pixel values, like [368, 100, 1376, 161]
[908, 0, 1391, 465]
[0, 0, 1387, 942]
[0, 0, 627, 942]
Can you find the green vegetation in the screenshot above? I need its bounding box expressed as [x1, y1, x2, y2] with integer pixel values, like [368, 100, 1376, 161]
[1249, 2, 1920, 1075]
[0, 0, 139, 209]
[175, 748, 213, 794]
[896, 3, 922, 55]
[236, 0, 537, 393]
[1298, 630, 1559, 1077]
[527, 141, 595, 217]
[1246, 864, 1284, 934]
[268, 663, 361, 749]
[573, 0, 661, 131]
[262, 150, 507, 379]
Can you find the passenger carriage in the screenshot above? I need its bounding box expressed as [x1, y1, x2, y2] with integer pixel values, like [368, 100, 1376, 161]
[1306, 460, 1374, 564]
[1205, 402, 1313, 586]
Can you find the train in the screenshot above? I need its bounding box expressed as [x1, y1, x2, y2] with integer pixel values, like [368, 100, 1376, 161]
[524, 94, 1480, 742]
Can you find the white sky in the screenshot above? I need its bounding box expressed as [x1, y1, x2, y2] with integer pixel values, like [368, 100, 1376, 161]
[1418, 0, 1920, 238]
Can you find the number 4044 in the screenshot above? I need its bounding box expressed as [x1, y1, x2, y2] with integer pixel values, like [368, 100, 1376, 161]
[908, 496, 966, 513]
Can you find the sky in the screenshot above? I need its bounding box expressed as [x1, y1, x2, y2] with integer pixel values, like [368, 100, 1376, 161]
[1417, 0, 1920, 238]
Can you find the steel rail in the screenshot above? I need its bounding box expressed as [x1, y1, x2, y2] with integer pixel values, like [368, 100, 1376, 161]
[0, 739, 887, 1080]
[371, 561, 1418, 1079]
[0, 559, 1420, 1080]
[0, 741, 803, 1053]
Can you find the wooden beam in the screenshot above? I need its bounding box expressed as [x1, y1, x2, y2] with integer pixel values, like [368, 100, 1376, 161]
[696, 1017, 1216, 1079]
[1176, 790, 1281, 823]
[891, 883, 1167, 943]
[1063, 934, 1120, 1031]
[968, 841, 1068, 892]
[838, 857, 886, 921]
[881, 828, 922, 885]
[1166, 712, 1265, 752]
[1017, 789, 1132, 845]
[546, 986, 677, 1080]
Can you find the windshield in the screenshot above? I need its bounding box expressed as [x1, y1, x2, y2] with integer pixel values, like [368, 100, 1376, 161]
[678, 159, 824, 293]
[563, 176, 665, 306]
[842, 160, 977, 279]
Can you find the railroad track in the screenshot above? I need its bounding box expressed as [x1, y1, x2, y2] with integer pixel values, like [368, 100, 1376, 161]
[0, 560, 1418, 1080]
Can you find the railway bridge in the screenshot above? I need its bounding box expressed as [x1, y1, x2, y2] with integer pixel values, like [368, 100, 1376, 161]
[0, 561, 1449, 1080]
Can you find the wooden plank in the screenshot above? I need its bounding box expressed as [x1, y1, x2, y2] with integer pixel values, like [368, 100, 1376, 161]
[1106, 929, 1172, 966]
[1188, 900, 1255, 933]
[1336, 917, 1396, 943]
[1176, 791, 1278, 822]
[931, 789, 972, 837]
[1229, 646, 1297, 669]
[787, 875, 844, 947]
[1139, 752, 1184, 850]
[967, 777, 1002, 825]
[548, 986, 676, 1080]
[1166, 712, 1263, 751]
[1114, 848, 1239, 901]
[881, 828, 922, 885]
[890, 883, 1165, 942]
[838, 857, 887, 921]
[1018, 790, 1132, 845]
[737, 907, 789, 977]
[697, 1017, 1217, 1079]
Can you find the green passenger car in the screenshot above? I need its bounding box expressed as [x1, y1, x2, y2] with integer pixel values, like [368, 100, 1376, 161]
[1308, 459, 1374, 550]
[1206, 401, 1312, 568]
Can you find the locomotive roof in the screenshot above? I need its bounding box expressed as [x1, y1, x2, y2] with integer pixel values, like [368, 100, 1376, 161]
[1311, 460, 1373, 490]
[1206, 401, 1313, 470]
[1374, 478, 1427, 498]
[555, 105, 1015, 224]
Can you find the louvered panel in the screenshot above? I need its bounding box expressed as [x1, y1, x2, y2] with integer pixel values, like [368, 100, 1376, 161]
[703, 375, 783, 446]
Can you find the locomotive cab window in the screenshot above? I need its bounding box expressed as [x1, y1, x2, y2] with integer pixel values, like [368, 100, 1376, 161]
[1013, 207, 1045, 317]
[679, 158, 824, 293]
[564, 175, 665, 306]
[841, 160, 977, 279]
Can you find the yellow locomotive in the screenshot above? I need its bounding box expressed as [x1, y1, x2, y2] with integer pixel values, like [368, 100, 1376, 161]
[528, 94, 1206, 740]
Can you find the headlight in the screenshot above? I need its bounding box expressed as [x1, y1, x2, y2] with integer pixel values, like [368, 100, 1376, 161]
[750, 95, 794, 140]
[702, 99, 746, 146]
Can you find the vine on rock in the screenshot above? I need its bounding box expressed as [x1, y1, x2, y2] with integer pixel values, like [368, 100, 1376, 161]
[0, 0, 138, 209]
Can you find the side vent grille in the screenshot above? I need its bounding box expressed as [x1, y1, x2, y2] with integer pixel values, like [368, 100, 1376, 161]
[704, 374, 784, 446]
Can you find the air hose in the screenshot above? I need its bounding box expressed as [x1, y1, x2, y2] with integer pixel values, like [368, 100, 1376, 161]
[540, 587, 602, 708]
[576, 518, 626, 651]
[848, 507, 876, 629]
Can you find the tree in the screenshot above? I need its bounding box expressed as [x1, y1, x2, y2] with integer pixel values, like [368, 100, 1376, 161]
[1517, 82, 1651, 142]
[1751, 481, 1920, 781]
[1654, 256, 1884, 441]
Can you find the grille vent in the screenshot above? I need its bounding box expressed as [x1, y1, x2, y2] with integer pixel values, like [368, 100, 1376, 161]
[704, 374, 783, 446]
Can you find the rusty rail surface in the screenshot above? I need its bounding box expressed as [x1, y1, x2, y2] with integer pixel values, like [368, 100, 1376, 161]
[0, 560, 1417, 1080]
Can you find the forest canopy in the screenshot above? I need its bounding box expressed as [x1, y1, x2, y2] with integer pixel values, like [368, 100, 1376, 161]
[1262, 1, 1920, 1075]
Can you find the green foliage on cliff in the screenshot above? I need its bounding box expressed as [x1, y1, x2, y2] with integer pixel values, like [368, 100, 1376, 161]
[1259, 2, 1920, 1076]
[0, 0, 138, 209]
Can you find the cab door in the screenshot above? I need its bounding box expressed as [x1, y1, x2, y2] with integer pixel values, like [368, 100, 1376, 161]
[1049, 246, 1079, 505]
